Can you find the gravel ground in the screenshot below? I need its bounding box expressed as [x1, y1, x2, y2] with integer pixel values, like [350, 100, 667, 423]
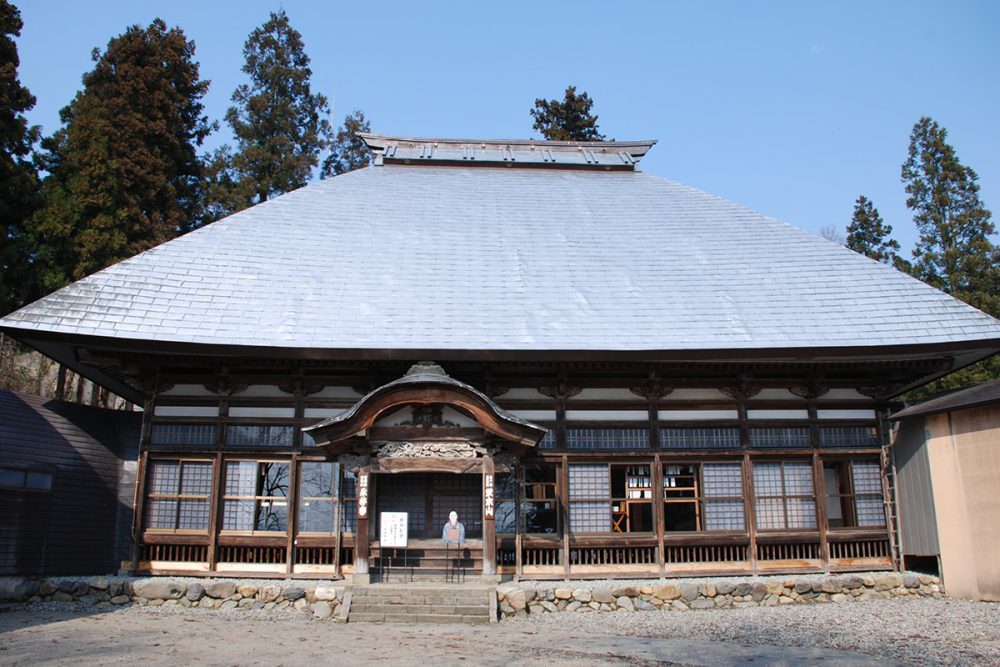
[1, 594, 997, 666]
[502, 596, 1000, 666]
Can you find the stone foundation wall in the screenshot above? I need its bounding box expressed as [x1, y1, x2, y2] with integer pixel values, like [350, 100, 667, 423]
[0, 577, 345, 620]
[496, 573, 943, 618]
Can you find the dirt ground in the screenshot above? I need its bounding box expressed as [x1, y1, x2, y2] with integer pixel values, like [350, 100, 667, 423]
[0, 601, 993, 667]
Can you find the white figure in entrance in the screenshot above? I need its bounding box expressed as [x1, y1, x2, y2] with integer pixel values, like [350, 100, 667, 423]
[442, 511, 465, 545]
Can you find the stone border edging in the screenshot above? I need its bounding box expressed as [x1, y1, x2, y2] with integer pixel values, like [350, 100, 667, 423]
[496, 573, 943, 618]
[0, 577, 346, 620]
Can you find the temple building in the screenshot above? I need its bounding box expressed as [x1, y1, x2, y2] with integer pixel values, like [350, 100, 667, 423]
[2, 135, 999, 582]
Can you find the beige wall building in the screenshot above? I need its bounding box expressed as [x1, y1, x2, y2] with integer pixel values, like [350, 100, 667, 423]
[893, 381, 1000, 601]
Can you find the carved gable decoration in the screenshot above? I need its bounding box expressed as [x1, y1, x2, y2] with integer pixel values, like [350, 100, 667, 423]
[375, 440, 485, 460]
[393, 405, 459, 429]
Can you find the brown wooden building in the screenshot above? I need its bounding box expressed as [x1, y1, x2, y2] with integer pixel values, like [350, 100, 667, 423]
[2, 135, 999, 581]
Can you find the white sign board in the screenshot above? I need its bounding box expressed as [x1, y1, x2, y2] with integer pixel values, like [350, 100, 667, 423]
[380, 511, 408, 548]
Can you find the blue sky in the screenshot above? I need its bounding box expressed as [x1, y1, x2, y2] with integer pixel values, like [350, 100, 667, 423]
[15, 1, 1000, 253]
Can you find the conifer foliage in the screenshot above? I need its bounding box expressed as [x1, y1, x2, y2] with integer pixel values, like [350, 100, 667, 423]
[31, 19, 211, 291]
[321, 109, 372, 178]
[0, 0, 39, 315]
[208, 10, 331, 215]
[530, 86, 605, 141]
[900, 117, 1000, 394]
[901, 117, 999, 316]
[846, 195, 904, 269]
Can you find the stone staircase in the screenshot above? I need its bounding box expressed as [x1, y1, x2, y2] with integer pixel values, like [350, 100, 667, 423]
[348, 584, 495, 624]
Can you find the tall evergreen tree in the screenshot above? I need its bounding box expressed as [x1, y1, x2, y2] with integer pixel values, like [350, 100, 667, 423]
[846, 195, 904, 268]
[209, 10, 331, 214]
[530, 86, 605, 141]
[0, 0, 39, 315]
[901, 117, 1000, 395]
[321, 109, 372, 178]
[902, 117, 999, 315]
[31, 19, 211, 291]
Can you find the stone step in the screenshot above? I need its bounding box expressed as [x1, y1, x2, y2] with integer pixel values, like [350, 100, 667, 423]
[356, 589, 489, 601]
[349, 611, 490, 624]
[351, 603, 489, 615]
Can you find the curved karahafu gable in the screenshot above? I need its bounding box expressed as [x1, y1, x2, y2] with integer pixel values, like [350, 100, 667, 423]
[303, 361, 547, 450]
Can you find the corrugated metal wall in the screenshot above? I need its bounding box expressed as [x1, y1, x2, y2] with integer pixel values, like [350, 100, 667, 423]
[0, 390, 141, 575]
[894, 418, 940, 556]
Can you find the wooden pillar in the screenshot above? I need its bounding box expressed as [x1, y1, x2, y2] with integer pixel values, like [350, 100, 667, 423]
[285, 453, 299, 574]
[482, 455, 497, 576]
[560, 454, 570, 578]
[207, 452, 223, 572]
[354, 466, 371, 580]
[514, 461, 523, 578]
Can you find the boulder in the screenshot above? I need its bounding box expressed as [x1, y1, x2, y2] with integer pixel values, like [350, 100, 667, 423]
[715, 582, 736, 596]
[572, 588, 592, 603]
[506, 588, 528, 611]
[238, 586, 258, 598]
[616, 596, 634, 611]
[842, 575, 865, 590]
[0, 578, 37, 602]
[554, 588, 573, 600]
[495, 581, 520, 601]
[78, 595, 98, 606]
[314, 586, 340, 601]
[902, 574, 920, 589]
[634, 599, 657, 611]
[282, 587, 306, 602]
[185, 584, 205, 601]
[257, 586, 281, 603]
[699, 583, 716, 598]
[734, 583, 753, 597]
[794, 581, 813, 594]
[52, 592, 74, 602]
[820, 577, 842, 594]
[874, 574, 902, 592]
[653, 584, 681, 601]
[592, 589, 614, 604]
[690, 599, 715, 610]
[205, 582, 237, 599]
[39, 580, 59, 597]
[611, 586, 639, 598]
[110, 595, 130, 605]
[132, 581, 184, 601]
[219, 600, 238, 610]
[679, 583, 700, 602]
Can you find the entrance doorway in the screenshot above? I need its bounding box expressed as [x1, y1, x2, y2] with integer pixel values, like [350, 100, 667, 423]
[376, 473, 482, 540]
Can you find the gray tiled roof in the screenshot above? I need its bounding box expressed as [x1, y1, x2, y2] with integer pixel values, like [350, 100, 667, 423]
[891, 380, 1000, 420]
[3, 162, 1000, 351]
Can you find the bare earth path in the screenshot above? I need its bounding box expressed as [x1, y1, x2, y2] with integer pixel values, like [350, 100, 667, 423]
[0, 597, 997, 666]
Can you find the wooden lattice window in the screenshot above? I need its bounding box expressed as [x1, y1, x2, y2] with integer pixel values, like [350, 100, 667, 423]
[523, 463, 558, 534]
[225, 425, 295, 447]
[298, 461, 338, 533]
[222, 460, 290, 532]
[566, 428, 649, 450]
[824, 460, 885, 528]
[149, 423, 216, 447]
[495, 471, 517, 533]
[341, 469, 357, 533]
[752, 461, 817, 530]
[660, 428, 741, 450]
[569, 463, 653, 533]
[144, 459, 213, 531]
[749, 428, 811, 449]
[663, 462, 745, 531]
